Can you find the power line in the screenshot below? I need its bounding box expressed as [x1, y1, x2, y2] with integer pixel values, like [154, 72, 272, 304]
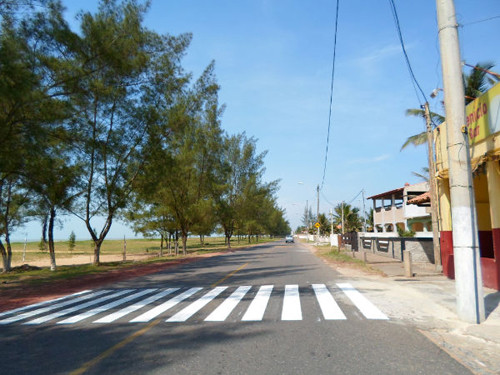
[388, 0, 427, 105]
[321, 191, 336, 207]
[461, 15, 500, 26]
[321, 188, 363, 208]
[347, 189, 363, 205]
[320, 0, 340, 190]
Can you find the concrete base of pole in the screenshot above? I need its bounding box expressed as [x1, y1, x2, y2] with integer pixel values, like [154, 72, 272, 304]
[454, 246, 485, 324]
[404, 250, 412, 278]
[362, 251, 367, 262]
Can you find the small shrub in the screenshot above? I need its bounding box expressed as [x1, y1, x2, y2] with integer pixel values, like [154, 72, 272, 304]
[38, 238, 47, 251]
[68, 231, 76, 252]
[397, 226, 416, 238]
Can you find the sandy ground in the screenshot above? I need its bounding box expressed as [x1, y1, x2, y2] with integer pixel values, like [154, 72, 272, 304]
[11, 252, 158, 268]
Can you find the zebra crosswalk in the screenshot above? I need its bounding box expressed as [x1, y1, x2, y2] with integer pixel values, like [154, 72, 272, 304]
[0, 283, 389, 326]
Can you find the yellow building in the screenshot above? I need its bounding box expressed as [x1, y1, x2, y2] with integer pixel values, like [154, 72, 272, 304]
[435, 83, 500, 290]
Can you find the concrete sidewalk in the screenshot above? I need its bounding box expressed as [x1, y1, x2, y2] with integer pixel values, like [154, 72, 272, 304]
[342, 249, 500, 375]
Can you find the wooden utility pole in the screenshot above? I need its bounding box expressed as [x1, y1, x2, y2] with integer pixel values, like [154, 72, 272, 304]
[423, 102, 442, 272]
[436, 0, 484, 323]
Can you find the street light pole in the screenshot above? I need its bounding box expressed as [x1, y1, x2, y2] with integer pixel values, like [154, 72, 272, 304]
[436, 0, 484, 323]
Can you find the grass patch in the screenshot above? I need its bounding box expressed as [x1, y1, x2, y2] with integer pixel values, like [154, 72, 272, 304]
[314, 246, 383, 274]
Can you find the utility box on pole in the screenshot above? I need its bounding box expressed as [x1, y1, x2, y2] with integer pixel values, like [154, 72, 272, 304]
[435, 0, 485, 323]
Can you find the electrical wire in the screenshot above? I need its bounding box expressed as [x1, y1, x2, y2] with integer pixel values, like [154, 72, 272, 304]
[321, 188, 363, 208]
[320, 0, 340, 190]
[321, 191, 337, 207]
[461, 15, 500, 26]
[347, 189, 363, 205]
[388, 0, 427, 105]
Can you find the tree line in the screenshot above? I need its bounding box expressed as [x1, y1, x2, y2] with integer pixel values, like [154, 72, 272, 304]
[296, 203, 368, 235]
[0, 0, 290, 272]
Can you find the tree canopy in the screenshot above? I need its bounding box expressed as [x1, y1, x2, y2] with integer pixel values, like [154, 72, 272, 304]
[0, 0, 289, 271]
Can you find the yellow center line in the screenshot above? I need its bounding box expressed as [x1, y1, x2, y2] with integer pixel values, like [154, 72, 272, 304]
[70, 263, 249, 374]
[69, 318, 162, 375]
[211, 263, 248, 288]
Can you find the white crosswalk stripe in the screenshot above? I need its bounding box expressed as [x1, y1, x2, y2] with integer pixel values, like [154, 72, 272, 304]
[337, 283, 389, 320]
[167, 286, 227, 322]
[0, 283, 390, 325]
[312, 284, 346, 320]
[94, 288, 179, 324]
[205, 286, 251, 322]
[24, 289, 134, 325]
[130, 287, 201, 323]
[281, 284, 302, 321]
[241, 285, 273, 321]
[0, 290, 91, 319]
[57, 289, 158, 324]
[0, 290, 111, 325]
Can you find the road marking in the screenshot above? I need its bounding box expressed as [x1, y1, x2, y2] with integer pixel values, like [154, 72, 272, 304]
[241, 285, 273, 321]
[167, 286, 227, 322]
[205, 286, 251, 322]
[24, 290, 134, 325]
[130, 287, 201, 323]
[3, 284, 390, 325]
[94, 288, 179, 324]
[0, 290, 111, 325]
[312, 284, 346, 320]
[337, 283, 388, 320]
[57, 289, 158, 325]
[281, 284, 302, 321]
[0, 290, 91, 318]
[69, 319, 162, 375]
[211, 263, 248, 288]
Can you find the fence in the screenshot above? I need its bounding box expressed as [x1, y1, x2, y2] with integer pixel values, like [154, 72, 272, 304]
[357, 234, 435, 264]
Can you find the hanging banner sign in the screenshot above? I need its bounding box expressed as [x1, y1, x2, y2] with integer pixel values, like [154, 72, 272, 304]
[467, 82, 500, 145]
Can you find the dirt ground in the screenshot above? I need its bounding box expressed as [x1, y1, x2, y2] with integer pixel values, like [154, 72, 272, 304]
[11, 252, 158, 268]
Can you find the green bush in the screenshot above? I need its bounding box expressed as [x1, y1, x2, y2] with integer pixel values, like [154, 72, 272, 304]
[397, 226, 416, 238]
[68, 231, 76, 252]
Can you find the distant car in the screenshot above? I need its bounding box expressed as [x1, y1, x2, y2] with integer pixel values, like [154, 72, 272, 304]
[285, 235, 294, 243]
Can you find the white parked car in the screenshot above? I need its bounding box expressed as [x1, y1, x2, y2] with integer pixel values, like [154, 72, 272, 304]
[285, 235, 294, 243]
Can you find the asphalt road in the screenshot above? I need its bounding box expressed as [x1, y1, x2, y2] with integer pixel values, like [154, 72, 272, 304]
[0, 240, 471, 374]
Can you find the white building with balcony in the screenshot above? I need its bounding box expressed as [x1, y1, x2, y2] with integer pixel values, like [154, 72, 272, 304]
[367, 182, 431, 237]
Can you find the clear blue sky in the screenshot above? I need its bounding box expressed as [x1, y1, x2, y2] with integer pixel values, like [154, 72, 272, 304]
[12, 0, 500, 241]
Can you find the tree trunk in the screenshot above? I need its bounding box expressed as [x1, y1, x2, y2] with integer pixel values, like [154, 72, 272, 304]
[42, 214, 48, 251]
[174, 230, 179, 256]
[93, 240, 102, 265]
[0, 239, 12, 273]
[168, 233, 172, 255]
[160, 234, 164, 257]
[199, 234, 204, 246]
[182, 232, 187, 255]
[226, 233, 231, 249]
[48, 207, 57, 271]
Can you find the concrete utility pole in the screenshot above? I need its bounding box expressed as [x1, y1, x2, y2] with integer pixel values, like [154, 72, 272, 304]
[316, 185, 320, 239]
[436, 0, 485, 323]
[362, 190, 367, 233]
[423, 102, 442, 272]
[341, 201, 345, 235]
